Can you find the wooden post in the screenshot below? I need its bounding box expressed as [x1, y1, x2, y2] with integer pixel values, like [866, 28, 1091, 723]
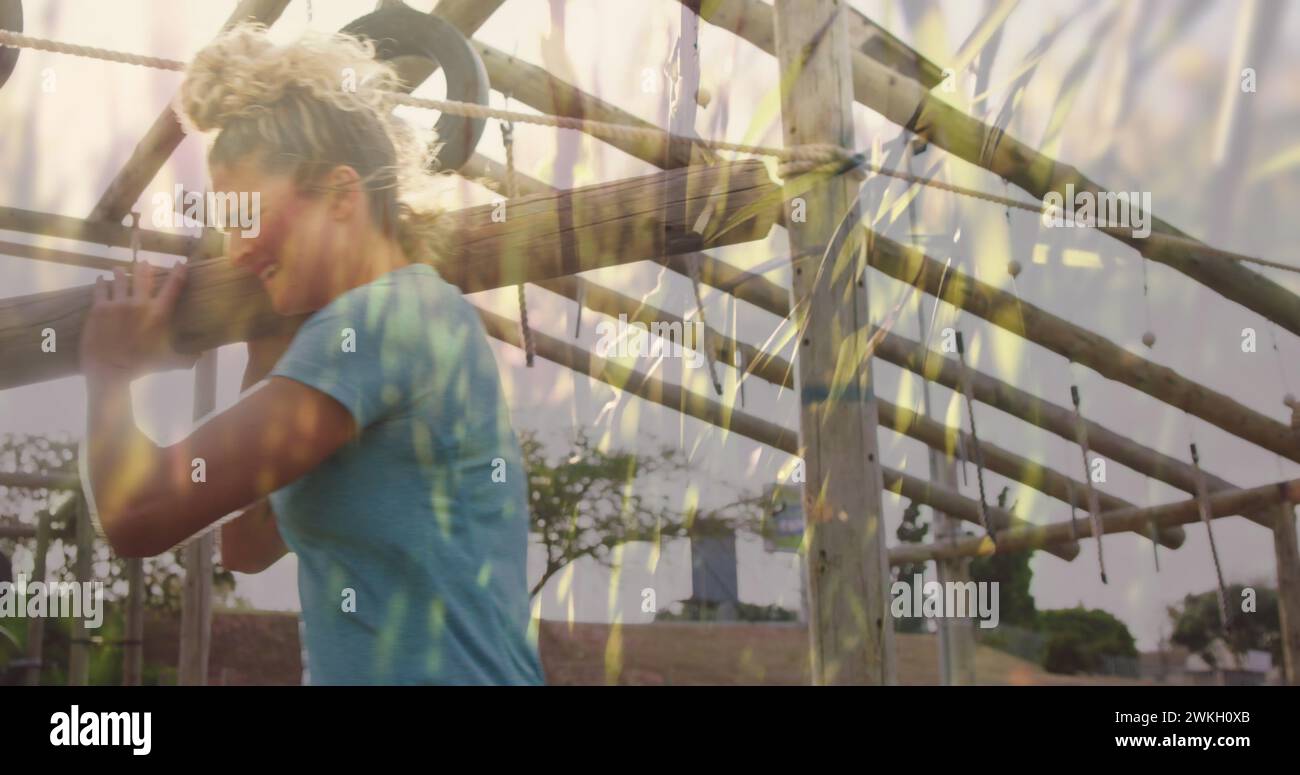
[772, 0, 894, 685]
[68, 495, 92, 686]
[916, 299, 976, 685]
[122, 557, 144, 686]
[22, 501, 56, 685]
[1274, 500, 1300, 685]
[177, 349, 218, 685]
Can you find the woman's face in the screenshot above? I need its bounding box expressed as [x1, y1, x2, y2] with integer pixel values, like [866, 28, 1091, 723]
[212, 156, 348, 316]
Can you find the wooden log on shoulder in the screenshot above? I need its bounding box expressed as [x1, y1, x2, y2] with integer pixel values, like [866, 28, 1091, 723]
[0, 160, 777, 390]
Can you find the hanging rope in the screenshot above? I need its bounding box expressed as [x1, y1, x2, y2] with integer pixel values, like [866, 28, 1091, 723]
[685, 254, 723, 395]
[1146, 479, 1161, 572]
[1139, 256, 1156, 348]
[954, 331, 994, 540]
[500, 113, 535, 368]
[128, 211, 140, 265]
[1069, 382, 1108, 584]
[1189, 442, 1233, 638]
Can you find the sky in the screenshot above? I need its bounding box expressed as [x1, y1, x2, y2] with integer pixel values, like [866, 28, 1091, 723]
[3, 0, 1300, 665]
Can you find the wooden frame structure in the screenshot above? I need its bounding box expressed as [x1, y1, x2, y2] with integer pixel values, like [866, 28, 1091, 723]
[1, 0, 1297, 686]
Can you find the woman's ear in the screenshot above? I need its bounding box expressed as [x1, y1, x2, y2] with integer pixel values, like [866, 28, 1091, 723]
[323, 165, 364, 221]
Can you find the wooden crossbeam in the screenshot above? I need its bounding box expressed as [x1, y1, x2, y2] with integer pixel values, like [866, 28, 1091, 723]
[0, 160, 777, 390]
[860, 230, 1300, 463]
[879, 400, 1180, 549]
[875, 331, 1270, 530]
[686, 0, 1300, 338]
[87, 0, 293, 224]
[0, 206, 196, 256]
[473, 302, 1076, 562]
[893, 480, 1300, 565]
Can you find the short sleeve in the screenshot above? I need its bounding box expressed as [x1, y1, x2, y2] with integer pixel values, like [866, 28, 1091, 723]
[268, 283, 422, 430]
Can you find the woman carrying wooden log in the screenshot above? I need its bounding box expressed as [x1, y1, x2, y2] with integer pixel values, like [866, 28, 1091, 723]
[75, 25, 544, 686]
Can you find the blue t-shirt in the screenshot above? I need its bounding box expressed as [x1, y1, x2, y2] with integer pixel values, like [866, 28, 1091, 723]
[266, 262, 543, 685]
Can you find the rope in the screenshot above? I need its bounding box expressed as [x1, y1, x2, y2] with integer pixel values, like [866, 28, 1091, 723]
[1070, 383, 1109, 584]
[1189, 443, 1233, 637]
[3, 28, 1297, 276]
[128, 212, 140, 264]
[686, 254, 723, 395]
[500, 116, 535, 368]
[1138, 255, 1157, 347]
[954, 331, 994, 540]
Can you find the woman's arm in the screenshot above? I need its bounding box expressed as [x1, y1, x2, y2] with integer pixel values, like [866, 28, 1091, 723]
[80, 264, 356, 558]
[218, 331, 300, 573]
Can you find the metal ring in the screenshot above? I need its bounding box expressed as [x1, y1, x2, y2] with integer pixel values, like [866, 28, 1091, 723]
[0, 0, 22, 92]
[340, 5, 489, 172]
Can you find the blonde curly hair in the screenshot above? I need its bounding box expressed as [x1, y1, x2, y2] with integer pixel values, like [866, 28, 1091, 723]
[177, 23, 446, 262]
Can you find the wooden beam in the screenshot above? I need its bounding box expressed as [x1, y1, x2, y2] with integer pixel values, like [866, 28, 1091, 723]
[774, 0, 894, 685]
[688, 0, 1300, 338]
[893, 481, 1300, 565]
[87, 0, 293, 223]
[178, 351, 217, 686]
[860, 230, 1300, 463]
[22, 495, 76, 686]
[874, 330, 1264, 529]
[461, 152, 793, 326]
[463, 123, 1286, 523]
[0, 161, 779, 390]
[68, 495, 91, 686]
[122, 556, 145, 686]
[694, 0, 943, 88]
[0, 205, 197, 256]
[1274, 501, 1300, 685]
[470, 40, 710, 169]
[878, 399, 1181, 549]
[0, 240, 124, 272]
[430, 0, 507, 33]
[473, 302, 1075, 561]
[529, 263, 1159, 553]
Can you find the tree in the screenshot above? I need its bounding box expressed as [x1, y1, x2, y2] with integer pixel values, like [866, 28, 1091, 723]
[1038, 606, 1138, 675]
[1168, 584, 1282, 668]
[892, 499, 929, 633]
[968, 486, 1037, 627]
[522, 429, 763, 598]
[0, 432, 239, 616]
